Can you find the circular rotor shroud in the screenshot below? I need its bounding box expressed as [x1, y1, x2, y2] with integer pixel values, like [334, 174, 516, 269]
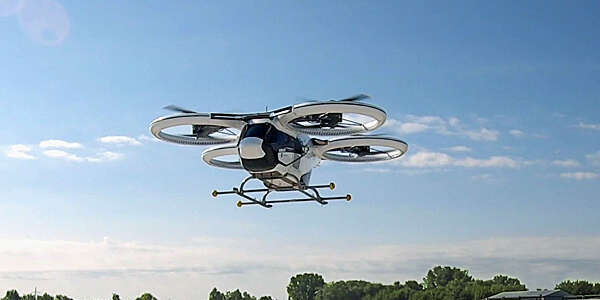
[150, 113, 245, 146]
[277, 101, 387, 136]
[315, 136, 408, 162]
[202, 144, 243, 169]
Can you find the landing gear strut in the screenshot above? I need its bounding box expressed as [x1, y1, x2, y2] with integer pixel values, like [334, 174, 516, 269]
[211, 176, 351, 208]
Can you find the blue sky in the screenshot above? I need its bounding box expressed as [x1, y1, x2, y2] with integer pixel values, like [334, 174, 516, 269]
[1, 1, 600, 299]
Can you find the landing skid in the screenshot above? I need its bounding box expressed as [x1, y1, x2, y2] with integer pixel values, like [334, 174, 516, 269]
[211, 176, 351, 208]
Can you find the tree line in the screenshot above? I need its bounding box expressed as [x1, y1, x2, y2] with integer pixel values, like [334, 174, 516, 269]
[3, 266, 600, 300]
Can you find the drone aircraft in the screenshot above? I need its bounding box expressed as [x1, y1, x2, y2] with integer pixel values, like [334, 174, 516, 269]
[150, 95, 408, 208]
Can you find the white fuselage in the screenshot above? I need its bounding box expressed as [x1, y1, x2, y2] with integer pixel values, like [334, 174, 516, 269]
[237, 120, 321, 189]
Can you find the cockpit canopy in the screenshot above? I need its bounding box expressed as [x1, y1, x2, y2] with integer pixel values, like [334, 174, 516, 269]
[238, 123, 303, 172]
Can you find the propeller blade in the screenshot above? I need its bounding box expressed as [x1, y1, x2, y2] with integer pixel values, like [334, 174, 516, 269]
[336, 94, 370, 102]
[163, 105, 197, 114]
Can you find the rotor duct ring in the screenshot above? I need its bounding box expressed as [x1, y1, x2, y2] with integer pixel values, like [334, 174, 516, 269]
[277, 101, 387, 136]
[202, 145, 243, 169]
[150, 113, 245, 146]
[314, 136, 408, 162]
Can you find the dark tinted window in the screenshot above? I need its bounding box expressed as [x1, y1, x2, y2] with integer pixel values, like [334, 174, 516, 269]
[267, 129, 302, 153]
[239, 123, 303, 172]
[266, 129, 288, 144]
[244, 124, 269, 138]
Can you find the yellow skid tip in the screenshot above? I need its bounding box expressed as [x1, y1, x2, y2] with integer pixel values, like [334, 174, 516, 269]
[329, 182, 336, 190]
[212, 190, 218, 197]
[236, 201, 243, 208]
[346, 194, 352, 201]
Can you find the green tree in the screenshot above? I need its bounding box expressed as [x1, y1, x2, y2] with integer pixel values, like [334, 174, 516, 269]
[310, 266, 525, 300]
[258, 296, 274, 300]
[135, 293, 158, 300]
[423, 266, 473, 289]
[225, 289, 243, 300]
[410, 288, 450, 300]
[315, 280, 386, 300]
[404, 281, 423, 291]
[39, 293, 53, 300]
[55, 296, 73, 300]
[366, 285, 415, 300]
[242, 291, 256, 300]
[112, 293, 121, 300]
[210, 288, 226, 300]
[460, 275, 525, 300]
[288, 273, 325, 300]
[556, 280, 600, 295]
[2, 290, 20, 300]
[488, 275, 526, 295]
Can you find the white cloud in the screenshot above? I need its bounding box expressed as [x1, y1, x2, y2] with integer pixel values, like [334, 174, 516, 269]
[99, 151, 123, 160]
[446, 146, 471, 152]
[138, 134, 159, 143]
[445, 117, 499, 141]
[551, 159, 580, 168]
[42, 149, 123, 163]
[39, 139, 83, 149]
[400, 151, 453, 167]
[398, 122, 428, 134]
[98, 136, 142, 146]
[463, 128, 499, 141]
[399, 151, 520, 169]
[363, 167, 393, 173]
[406, 115, 445, 124]
[1, 236, 599, 300]
[42, 150, 84, 162]
[509, 129, 524, 137]
[560, 172, 599, 180]
[5, 144, 36, 160]
[577, 122, 600, 130]
[384, 119, 428, 134]
[7, 138, 126, 163]
[86, 151, 124, 162]
[448, 117, 461, 127]
[586, 151, 600, 166]
[386, 115, 500, 141]
[455, 156, 519, 168]
[471, 174, 492, 180]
